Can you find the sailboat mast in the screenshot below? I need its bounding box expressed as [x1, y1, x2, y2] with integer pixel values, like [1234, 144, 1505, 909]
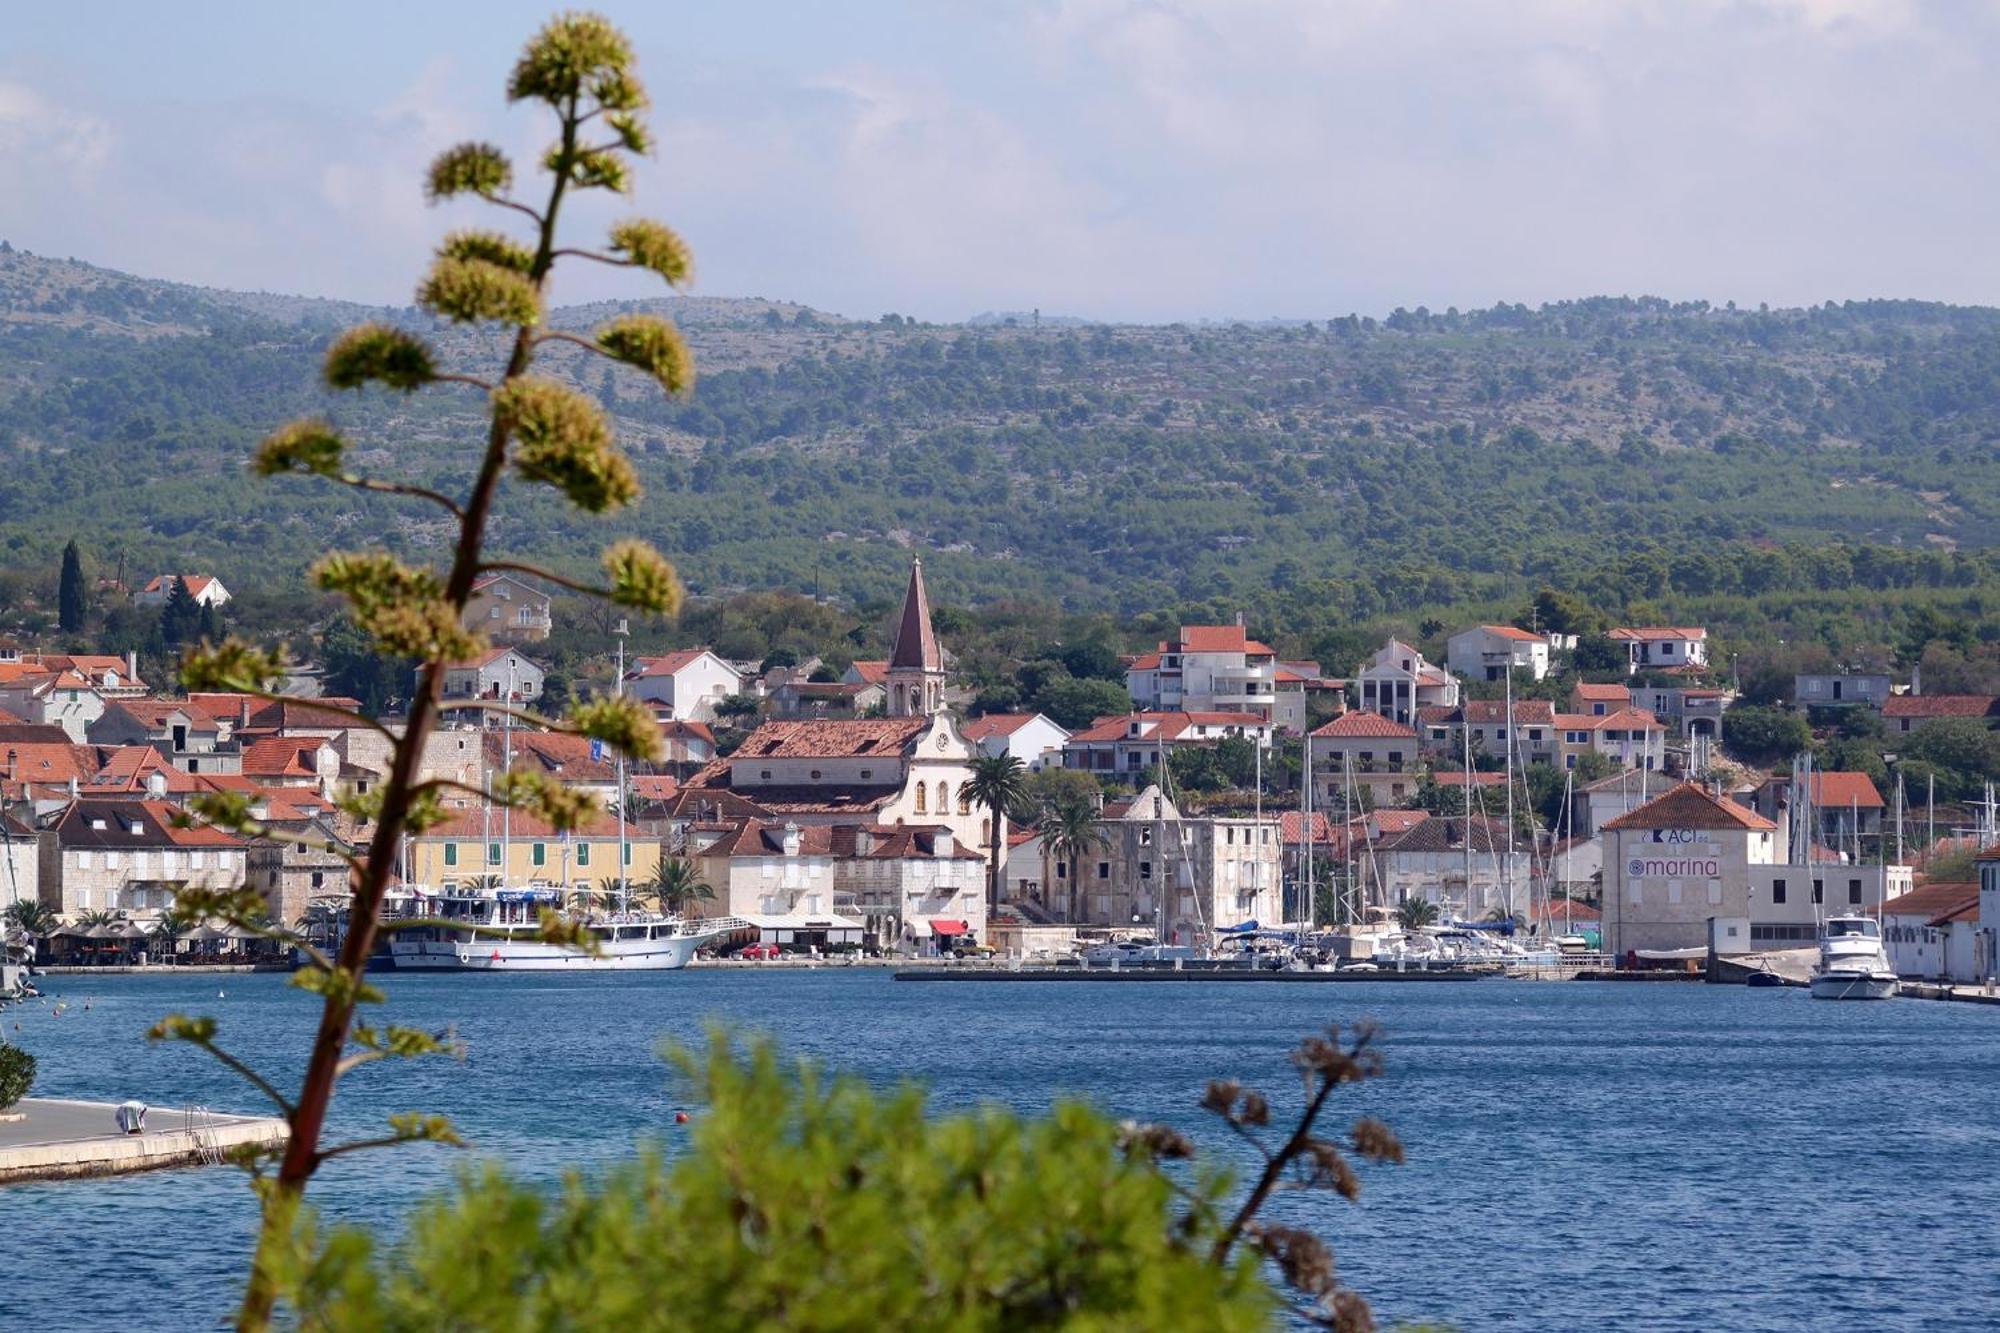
[615, 620, 630, 912]
[1503, 665, 1515, 922]
[503, 655, 513, 883]
[1461, 705, 1474, 923]
[1303, 733, 1316, 928]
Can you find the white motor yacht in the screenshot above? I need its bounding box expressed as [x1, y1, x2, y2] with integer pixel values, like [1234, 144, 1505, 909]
[388, 886, 747, 971]
[1809, 916, 1898, 1000]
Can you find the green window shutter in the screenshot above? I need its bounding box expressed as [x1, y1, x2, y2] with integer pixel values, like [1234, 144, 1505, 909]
[578, 844, 591, 866]
[444, 844, 457, 867]
[533, 843, 546, 867]
[488, 842, 502, 866]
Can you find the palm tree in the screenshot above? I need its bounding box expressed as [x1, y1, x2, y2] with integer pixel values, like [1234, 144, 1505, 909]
[642, 856, 714, 917]
[1396, 897, 1441, 932]
[76, 909, 119, 929]
[1042, 797, 1108, 924]
[2, 900, 55, 939]
[965, 753, 1030, 923]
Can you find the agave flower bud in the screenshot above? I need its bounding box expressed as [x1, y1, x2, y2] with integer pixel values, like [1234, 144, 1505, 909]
[439, 230, 535, 275]
[425, 142, 513, 201]
[608, 218, 692, 287]
[495, 377, 638, 512]
[180, 636, 285, 693]
[253, 418, 346, 478]
[509, 13, 637, 107]
[602, 540, 682, 615]
[569, 693, 664, 762]
[324, 323, 436, 392]
[417, 257, 543, 327]
[595, 315, 693, 395]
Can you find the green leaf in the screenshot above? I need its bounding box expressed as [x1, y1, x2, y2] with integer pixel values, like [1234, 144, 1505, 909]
[179, 636, 284, 693]
[507, 13, 639, 107]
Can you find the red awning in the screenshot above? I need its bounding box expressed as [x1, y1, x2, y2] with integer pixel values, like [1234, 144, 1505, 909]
[930, 918, 969, 936]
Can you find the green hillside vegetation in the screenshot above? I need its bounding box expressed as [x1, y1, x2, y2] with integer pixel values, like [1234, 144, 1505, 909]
[3, 243, 1999, 669]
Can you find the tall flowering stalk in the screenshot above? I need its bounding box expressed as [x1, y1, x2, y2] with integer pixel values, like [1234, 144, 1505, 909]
[148, 16, 696, 1329]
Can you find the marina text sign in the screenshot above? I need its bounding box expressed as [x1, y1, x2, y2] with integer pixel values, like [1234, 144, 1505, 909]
[1629, 828, 1720, 880]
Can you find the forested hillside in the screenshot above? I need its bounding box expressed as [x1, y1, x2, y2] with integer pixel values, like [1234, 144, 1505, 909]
[3, 243, 1999, 655]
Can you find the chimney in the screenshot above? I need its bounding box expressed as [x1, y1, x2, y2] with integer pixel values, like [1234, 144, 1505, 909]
[781, 822, 801, 858]
[126, 650, 139, 683]
[144, 771, 167, 800]
[934, 828, 954, 858]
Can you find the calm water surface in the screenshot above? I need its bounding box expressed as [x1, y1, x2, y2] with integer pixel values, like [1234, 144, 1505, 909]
[1, 971, 1995, 1331]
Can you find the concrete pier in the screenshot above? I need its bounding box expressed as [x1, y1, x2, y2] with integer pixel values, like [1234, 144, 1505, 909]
[0, 1099, 287, 1184]
[895, 967, 1487, 983]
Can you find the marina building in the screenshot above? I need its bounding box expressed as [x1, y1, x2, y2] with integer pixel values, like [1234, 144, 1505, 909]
[1599, 782, 1912, 958]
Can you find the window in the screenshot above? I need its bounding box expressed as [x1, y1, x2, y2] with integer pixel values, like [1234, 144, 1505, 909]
[1139, 862, 1153, 879]
[1771, 878, 1786, 904]
[533, 843, 546, 867]
[937, 782, 949, 812]
[1056, 862, 1067, 879]
[487, 842, 502, 866]
[1708, 882, 1723, 905]
[444, 844, 458, 867]
[810, 770, 822, 780]
[1097, 862, 1109, 880]
[915, 784, 927, 814]
[577, 844, 591, 866]
[1811, 879, 1823, 904]
[859, 769, 872, 779]
[1849, 878, 1862, 905]
[624, 844, 633, 865]
[958, 788, 972, 816]
[1140, 828, 1153, 847]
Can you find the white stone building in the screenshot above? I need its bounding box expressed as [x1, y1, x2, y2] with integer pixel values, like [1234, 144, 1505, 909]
[1445, 625, 1551, 683]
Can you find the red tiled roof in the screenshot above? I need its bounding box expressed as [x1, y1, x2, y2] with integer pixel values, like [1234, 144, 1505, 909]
[1434, 771, 1506, 788]
[962, 713, 1056, 740]
[1571, 683, 1631, 702]
[1881, 694, 1998, 720]
[847, 660, 889, 685]
[1311, 712, 1416, 740]
[1278, 811, 1335, 845]
[1535, 899, 1603, 922]
[1609, 627, 1707, 641]
[1810, 772, 1885, 809]
[1168, 625, 1276, 656]
[242, 737, 326, 778]
[731, 718, 929, 759]
[1602, 782, 1777, 832]
[1476, 624, 1545, 643]
[1555, 708, 1665, 732]
[630, 774, 679, 801]
[1127, 652, 1165, 671]
[1882, 881, 1980, 923]
[484, 731, 617, 781]
[633, 648, 716, 678]
[0, 742, 101, 783]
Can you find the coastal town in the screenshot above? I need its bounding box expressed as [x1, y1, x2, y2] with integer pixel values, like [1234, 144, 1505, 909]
[2, 560, 1996, 986]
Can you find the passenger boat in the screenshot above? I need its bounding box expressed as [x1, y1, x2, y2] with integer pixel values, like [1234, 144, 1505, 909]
[388, 885, 747, 971]
[1808, 915, 1898, 1000]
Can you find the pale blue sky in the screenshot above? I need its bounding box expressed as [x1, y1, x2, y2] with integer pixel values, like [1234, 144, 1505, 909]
[3, 1, 1997, 321]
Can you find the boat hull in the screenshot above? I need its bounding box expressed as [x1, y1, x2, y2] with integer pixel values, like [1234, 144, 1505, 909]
[390, 930, 719, 972]
[1809, 971, 1898, 1001]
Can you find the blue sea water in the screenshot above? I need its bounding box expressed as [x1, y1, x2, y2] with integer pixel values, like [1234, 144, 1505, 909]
[0, 971, 1996, 1331]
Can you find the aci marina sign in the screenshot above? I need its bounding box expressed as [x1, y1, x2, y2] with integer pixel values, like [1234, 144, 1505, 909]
[1627, 828, 1719, 880]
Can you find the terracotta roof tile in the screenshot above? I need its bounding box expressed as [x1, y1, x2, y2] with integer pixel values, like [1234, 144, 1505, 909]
[1601, 781, 1777, 832]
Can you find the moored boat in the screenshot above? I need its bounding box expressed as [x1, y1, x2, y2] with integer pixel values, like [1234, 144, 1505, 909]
[387, 885, 748, 971]
[1809, 916, 1897, 1000]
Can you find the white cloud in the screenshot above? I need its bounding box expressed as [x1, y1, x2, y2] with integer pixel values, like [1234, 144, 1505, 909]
[4, 2, 2000, 320]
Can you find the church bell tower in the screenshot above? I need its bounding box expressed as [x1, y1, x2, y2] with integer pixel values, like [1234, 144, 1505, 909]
[886, 558, 946, 717]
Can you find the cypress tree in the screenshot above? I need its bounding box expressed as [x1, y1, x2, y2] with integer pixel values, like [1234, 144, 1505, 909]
[57, 541, 85, 632]
[160, 577, 199, 646]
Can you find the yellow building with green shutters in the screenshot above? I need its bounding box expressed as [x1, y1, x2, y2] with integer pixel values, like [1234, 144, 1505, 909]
[407, 806, 660, 892]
